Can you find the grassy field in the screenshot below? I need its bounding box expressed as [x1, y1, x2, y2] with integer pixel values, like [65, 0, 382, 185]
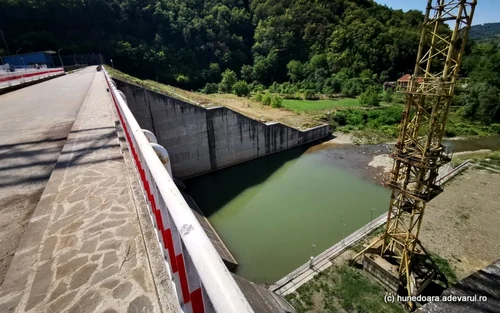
[282, 98, 360, 112]
[285, 262, 405, 313]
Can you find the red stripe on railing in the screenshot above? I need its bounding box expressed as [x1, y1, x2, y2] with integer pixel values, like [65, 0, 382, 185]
[0, 69, 64, 82]
[191, 288, 205, 313]
[105, 73, 213, 312]
[176, 254, 191, 304]
[164, 229, 178, 273]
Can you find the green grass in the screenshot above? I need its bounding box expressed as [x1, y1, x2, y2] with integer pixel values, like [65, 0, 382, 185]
[282, 98, 361, 112]
[285, 265, 404, 313]
[430, 253, 458, 285]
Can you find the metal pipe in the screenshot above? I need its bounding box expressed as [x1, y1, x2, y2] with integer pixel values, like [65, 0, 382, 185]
[103, 69, 254, 313]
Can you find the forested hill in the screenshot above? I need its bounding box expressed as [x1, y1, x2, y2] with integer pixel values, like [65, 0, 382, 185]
[469, 23, 500, 41]
[0, 0, 425, 88]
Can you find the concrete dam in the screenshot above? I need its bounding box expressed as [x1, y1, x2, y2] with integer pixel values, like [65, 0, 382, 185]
[115, 79, 330, 178]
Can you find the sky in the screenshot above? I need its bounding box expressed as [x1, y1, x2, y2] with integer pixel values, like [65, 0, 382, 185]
[374, 0, 500, 25]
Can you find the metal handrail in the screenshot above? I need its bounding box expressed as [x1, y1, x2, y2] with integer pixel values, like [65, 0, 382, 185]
[103, 68, 254, 313]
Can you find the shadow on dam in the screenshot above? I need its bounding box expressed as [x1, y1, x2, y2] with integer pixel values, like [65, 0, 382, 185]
[185, 142, 391, 283]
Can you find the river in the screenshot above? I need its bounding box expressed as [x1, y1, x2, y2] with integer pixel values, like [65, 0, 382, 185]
[185, 135, 500, 283]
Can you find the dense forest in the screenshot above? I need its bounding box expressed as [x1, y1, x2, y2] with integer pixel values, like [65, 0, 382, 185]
[0, 0, 422, 88]
[0, 0, 499, 126]
[469, 22, 500, 41]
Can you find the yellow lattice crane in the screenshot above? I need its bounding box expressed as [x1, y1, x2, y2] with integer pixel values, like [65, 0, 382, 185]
[354, 0, 477, 306]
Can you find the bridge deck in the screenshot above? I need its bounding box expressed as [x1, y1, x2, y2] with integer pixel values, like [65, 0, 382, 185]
[0, 71, 176, 312]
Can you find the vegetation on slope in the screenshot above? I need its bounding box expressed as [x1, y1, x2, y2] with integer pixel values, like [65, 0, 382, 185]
[469, 22, 500, 42]
[10, 1, 495, 140]
[0, 0, 423, 89]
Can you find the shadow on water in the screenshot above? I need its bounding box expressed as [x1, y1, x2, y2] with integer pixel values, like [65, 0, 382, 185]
[185, 144, 311, 217]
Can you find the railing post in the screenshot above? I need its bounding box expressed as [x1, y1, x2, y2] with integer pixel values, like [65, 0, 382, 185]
[142, 129, 158, 144]
[151, 143, 173, 177]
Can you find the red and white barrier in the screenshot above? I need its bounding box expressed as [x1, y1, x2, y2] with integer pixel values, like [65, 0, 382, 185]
[103, 69, 254, 313]
[0, 68, 64, 83]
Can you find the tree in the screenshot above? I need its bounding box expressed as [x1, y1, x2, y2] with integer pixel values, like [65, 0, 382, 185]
[219, 69, 237, 93]
[241, 65, 253, 82]
[462, 83, 500, 123]
[1, 0, 428, 89]
[233, 81, 250, 97]
[202, 83, 218, 94]
[342, 78, 365, 97]
[287, 60, 304, 82]
[359, 86, 381, 107]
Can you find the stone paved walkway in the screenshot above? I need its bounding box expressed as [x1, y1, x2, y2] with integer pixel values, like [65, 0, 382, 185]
[0, 73, 169, 313]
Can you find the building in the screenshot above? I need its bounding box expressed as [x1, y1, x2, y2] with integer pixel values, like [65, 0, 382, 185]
[397, 73, 424, 89]
[3, 51, 56, 68]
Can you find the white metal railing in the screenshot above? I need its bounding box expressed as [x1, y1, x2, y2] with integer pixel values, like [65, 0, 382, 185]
[0, 68, 64, 87]
[103, 69, 254, 313]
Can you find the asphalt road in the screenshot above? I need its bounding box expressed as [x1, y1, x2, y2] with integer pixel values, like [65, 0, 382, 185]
[0, 67, 96, 284]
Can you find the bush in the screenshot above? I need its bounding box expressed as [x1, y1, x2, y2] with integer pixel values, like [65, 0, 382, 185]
[271, 95, 283, 108]
[382, 89, 394, 103]
[262, 93, 272, 106]
[331, 106, 403, 129]
[253, 84, 265, 92]
[233, 80, 250, 97]
[445, 127, 457, 137]
[253, 92, 263, 102]
[359, 86, 381, 107]
[491, 123, 500, 134]
[202, 82, 218, 94]
[269, 81, 279, 93]
[175, 74, 190, 85]
[332, 110, 348, 126]
[218, 69, 237, 93]
[302, 90, 320, 100]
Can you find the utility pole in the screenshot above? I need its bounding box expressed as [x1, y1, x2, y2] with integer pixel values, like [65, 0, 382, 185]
[16, 48, 22, 68]
[57, 48, 64, 68]
[0, 30, 10, 55]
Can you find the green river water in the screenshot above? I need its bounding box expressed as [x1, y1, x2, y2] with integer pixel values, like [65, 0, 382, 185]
[186, 146, 391, 283]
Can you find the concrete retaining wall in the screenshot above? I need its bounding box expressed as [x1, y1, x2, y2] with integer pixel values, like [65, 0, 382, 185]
[115, 79, 330, 178]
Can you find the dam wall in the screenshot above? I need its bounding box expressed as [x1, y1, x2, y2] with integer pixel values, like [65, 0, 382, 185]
[115, 79, 330, 178]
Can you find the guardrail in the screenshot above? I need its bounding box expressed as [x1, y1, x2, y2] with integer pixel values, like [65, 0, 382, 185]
[103, 68, 254, 313]
[0, 68, 64, 85]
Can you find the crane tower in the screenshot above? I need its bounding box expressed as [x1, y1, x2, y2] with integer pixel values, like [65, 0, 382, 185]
[355, 0, 477, 303]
